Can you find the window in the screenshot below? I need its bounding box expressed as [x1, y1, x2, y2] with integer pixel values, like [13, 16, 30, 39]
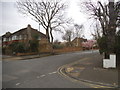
[12, 36, 14, 40]
[12, 35, 17, 40]
[24, 35, 27, 39]
[16, 36, 18, 40]
[38, 36, 41, 40]
[3, 38, 6, 42]
[9, 37, 11, 41]
[19, 35, 22, 40]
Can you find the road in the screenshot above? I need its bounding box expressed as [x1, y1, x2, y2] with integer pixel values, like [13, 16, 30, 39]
[3, 50, 98, 88]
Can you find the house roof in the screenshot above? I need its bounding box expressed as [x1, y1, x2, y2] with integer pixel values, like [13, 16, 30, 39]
[2, 25, 46, 38]
[72, 37, 87, 42]
[2, 32, 12, 38]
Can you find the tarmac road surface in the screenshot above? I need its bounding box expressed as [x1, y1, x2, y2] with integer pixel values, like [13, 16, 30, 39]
[3, 50, 99, 88]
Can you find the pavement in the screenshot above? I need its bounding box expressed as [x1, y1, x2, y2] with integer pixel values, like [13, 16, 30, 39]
[2, 50, 119, 88]
[58, 52, 119, 88]
[2, 54, 52, 61]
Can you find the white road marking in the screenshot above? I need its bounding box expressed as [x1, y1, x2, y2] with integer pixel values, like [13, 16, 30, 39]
[37, 71, 57, 79]
[40, 75, 45, 77]
[16, 83, 20, 86]
[48, 71, 57, 75]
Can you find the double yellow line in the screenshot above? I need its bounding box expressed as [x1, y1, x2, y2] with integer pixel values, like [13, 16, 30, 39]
[57, 58, 117, 88]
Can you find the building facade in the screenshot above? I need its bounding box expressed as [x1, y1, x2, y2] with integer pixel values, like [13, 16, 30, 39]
[2, 24, 47, 47]
[2, 24, 52, 55]
[72, 37, 87, 47]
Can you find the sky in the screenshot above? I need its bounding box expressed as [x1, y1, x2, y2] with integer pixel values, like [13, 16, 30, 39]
[0, 0, 96, 41]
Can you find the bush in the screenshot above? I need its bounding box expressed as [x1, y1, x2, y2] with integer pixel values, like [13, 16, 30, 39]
[53, 44, 64, 49]
[29, 40, 39, 52]
[97, 35, 120, 59]
[9, 42, 25, 53]
[97, 36, 108, 54]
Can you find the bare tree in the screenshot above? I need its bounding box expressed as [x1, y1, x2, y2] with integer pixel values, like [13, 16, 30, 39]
[16, 0, 67, 43]
[62, 29, 73, 42]
[62, 29, 74, 46]
[81, 0, 120, 57]
[91, 20, 102, 40]
[81, 0, 109, 36]
[74, 24, 84, 38]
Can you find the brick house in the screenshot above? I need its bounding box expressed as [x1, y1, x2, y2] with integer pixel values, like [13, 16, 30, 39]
[71, 37, 87, 47]
[2, 24, 52, 55]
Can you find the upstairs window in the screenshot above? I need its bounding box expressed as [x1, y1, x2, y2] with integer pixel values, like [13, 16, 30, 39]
[9, 37, 11, 41]
[12, 36, 14, 40]
[3, 38, 6, 42]
[24, 35, 27, 40]
[12, 35, 17, 40]
[19, 35, 22, 40]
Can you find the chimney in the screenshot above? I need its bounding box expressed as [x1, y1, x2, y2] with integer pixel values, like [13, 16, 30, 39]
[27, 24, 32, 40]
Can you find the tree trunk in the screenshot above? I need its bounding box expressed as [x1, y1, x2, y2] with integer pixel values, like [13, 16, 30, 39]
[68, 36, 72, 47]
[46, 29, 50, 43]
[106, 1, 117, 55]
[49, 28, 54, 54]
[50, 29, 53, 44]
[103, 1, 117, 59]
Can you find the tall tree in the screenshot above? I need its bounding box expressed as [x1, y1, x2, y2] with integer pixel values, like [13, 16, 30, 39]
[62, 29, 73, 42]
[91, 21, 101, 40]
[107, 1, 117, 54]
[16, 0, 67, 43]
[74, 24, 84, 38]
[81, 0, 120, 58]
[62, 29, 74, 46]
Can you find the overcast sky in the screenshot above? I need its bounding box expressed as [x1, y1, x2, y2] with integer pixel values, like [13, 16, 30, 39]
[0, 0, 97, 41]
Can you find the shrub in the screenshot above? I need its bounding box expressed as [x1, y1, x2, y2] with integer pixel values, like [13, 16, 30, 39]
[97, 36, 108, 54]
[53, 44, 64, 49]
[29, 40, 39, 52]
[9, 42, 25, 53]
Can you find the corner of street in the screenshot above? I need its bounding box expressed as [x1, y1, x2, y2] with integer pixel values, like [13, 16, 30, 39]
[58, 51, 118, 88]
[1, 0, 120, 88]
[2, 50, 119, 88]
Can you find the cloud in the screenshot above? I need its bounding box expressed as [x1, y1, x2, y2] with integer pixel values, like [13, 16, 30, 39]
[1, 2, 41, 36]
[1, 0, 93, 40]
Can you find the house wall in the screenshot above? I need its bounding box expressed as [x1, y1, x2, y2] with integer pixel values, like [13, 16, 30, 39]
[39, 38, 52, 53]
[72, 38, 83, 47]
[2, 25, 49, 55]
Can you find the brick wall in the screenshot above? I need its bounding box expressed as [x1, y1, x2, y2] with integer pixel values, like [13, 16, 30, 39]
[54, 47, 82, 53]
